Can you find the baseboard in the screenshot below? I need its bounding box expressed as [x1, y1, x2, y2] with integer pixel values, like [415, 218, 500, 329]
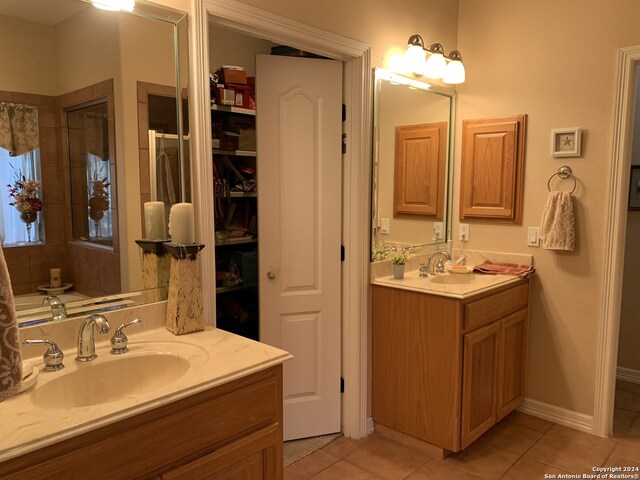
[617, 366, 640, 384]
[518, 398, 594, 434]
[367, 417, 375, 435]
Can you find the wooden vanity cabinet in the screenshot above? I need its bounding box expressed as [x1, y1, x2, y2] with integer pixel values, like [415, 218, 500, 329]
[372, 281, 528, 456]
[0, 366, 283, 480]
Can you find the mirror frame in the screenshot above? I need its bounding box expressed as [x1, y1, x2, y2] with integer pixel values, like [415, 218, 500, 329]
[371, 68, 456, 260]
[4, 0, 189, 325]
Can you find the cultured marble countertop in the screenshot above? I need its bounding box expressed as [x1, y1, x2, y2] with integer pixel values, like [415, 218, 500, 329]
[0, 326, 292, 463]
[372, 270, 522, 299]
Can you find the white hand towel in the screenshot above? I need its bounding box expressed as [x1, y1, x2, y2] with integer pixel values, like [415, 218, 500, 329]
[0, 244, 21, 401]
[539, 191, 575, 251]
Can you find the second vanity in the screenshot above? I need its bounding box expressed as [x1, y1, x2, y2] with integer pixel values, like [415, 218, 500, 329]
[371, 266, 529, 458]
[0, 307, 292, 480]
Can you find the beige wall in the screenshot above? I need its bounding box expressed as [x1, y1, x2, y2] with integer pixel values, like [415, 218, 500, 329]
[456, 0, 640, 416]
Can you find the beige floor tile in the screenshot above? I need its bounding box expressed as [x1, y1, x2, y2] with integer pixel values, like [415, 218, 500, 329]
[604, 453, 640, 469]
[310, 460, 381, 480]
[546, 424, 617, 453]
[406, 457, 484, 480]
[477, 420, 543, 455]
[503, 411, 554, 433]
[618, 380, 640, 395]
[613, 408, 638, 437]
[345, 436, 429, 480]
[285, 450, 340, 480]
[322, 436, 370, 459]
[526, 429, 613, 473]
[612, 437, 640, 463]
[616, 389, 640, 413]
[445, 441, 520, 480]
[503, 457, 573, 480]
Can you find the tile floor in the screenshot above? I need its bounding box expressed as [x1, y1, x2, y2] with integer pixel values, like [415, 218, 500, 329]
[284, 380, 640, 480]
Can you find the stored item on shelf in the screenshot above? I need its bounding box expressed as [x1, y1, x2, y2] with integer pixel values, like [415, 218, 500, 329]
[238, 127, 256, 151]
[217, 65, 247, 85]
[230, 251, 258, 286]
[214, 84, 235, 106]
[232, 85, 251, 108]
[221, 131, 240, 151]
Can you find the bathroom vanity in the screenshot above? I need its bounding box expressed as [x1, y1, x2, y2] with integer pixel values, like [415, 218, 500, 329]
[0, 321, 291, 480]
[372, 273, 529, 458]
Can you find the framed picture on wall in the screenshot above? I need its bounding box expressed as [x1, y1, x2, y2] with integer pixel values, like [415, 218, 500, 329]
[629, 166, 640, 210]
[551, 127, 582, 157]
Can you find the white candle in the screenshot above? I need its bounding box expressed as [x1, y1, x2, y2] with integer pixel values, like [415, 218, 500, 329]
[169, 203, 195, 245]
[50, 268, 62, 288]
[144, 201, 166, 240]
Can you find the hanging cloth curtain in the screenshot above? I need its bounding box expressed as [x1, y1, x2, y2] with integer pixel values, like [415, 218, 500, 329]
[0, 103, 39, 157]
[82, 114, 109, 161]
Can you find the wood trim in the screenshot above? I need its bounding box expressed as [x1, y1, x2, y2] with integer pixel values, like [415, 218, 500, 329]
[594, 45, 640, 437]
[459, 115, 526, 223]
[374, 423, 451, 460]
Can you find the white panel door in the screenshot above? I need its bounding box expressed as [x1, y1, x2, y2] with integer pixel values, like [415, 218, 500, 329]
[257, 54, 342, 440]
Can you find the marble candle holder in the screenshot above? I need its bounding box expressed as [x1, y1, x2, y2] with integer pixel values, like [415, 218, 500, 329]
[163, 243, 206, 335]
[135, 240, 170, 304]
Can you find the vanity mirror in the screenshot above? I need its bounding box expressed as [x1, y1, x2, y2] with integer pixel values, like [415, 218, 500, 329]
[0, 0, 189, 325]
[371, 68, 455, 260]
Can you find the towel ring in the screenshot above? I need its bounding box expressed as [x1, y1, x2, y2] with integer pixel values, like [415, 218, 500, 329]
[547, 166, 577, 194]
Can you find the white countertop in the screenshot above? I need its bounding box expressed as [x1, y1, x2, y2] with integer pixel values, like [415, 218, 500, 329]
[372, 270, 522, 299]
[0, 326, 292, 463]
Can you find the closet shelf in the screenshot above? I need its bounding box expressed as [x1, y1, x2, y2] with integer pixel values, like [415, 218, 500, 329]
[213, 148, 256, 157]
[211, 104, 256, 116]
[215, 236, 257, 246]
[216, 283, 258, 294]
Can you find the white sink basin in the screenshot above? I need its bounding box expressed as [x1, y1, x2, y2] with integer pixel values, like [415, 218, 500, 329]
[31, 352, 190, 409]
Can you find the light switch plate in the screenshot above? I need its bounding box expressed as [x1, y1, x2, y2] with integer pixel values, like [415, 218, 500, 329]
[527, 227, 540, 247]
[459, 223, 469, 241]
[380, 218, 390, 235]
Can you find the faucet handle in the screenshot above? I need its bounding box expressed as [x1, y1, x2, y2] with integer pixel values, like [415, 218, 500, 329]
[418, 262, 429, 278]
[23, 339, 64, 372]
[110, 318, 141, 355]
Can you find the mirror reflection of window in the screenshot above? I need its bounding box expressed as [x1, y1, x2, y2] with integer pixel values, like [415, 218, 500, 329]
[66, 100, 113, 246]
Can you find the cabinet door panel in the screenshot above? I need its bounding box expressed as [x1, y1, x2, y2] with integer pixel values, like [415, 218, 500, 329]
[497, 308, 528, 421]
[461, 322, 500, 449]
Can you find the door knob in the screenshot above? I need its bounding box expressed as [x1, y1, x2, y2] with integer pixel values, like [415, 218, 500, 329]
[267, 271, 276, 279]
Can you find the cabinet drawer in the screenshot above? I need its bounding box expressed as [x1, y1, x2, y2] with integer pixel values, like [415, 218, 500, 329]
[464, 283, 528, 332]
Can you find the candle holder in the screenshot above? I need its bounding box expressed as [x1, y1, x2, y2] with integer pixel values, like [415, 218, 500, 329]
[163, 242, 206, 335]
[135, 240, 170, 304]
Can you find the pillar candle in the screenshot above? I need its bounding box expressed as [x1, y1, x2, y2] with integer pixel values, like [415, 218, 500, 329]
[50, 268, 62, 288]
[144, 201, 166, 240]
[169, 203, 195, 245]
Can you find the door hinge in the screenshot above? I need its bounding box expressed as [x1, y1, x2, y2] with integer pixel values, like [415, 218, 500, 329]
[341, 245, 345, 262]
[342, 133, 346, 154]
[342, 104, 346, 122]
[340, 376, 344, 393]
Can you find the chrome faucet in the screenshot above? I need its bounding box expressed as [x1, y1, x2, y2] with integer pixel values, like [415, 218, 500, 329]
[76, 314, 110, 362]
[427, 251, 452, 274]
[23, 339, 64, 372]
[42, 295, 67, 322]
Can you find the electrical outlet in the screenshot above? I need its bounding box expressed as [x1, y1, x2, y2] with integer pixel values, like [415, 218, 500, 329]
[459, 223, 470, 241]
[433, 222, 443, 241]
[527, 227, 540, 247]
[380, 218, 390, 235]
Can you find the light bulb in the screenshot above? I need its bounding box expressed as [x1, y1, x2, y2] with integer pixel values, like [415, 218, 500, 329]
[424, 52, 447, 79]
[404, 44, 426, 77]
[443, 60, 466, 84]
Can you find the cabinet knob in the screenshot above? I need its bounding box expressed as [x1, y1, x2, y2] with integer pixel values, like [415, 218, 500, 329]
[266, 271, 276, 280]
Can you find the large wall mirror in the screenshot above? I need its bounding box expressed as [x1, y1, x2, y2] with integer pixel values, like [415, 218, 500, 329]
[0, 0, 189, 326]
[371, 68, 455, 260]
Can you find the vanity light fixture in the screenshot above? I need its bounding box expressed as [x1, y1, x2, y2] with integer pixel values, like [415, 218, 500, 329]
[91, 0, 135, 12]
[405, 34, 466, 84]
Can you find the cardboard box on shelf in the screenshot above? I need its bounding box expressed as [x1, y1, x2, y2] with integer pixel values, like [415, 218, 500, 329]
[217, 66, 247, 85]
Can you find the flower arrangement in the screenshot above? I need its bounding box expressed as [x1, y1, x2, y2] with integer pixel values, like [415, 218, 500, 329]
[88, 176, 110, 221]
[7, 167, 42, 214]
[388, 244, 414, 265]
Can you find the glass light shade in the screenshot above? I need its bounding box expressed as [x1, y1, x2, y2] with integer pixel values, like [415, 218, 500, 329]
[443, 60, 466, 84]
[424, 53, 447, 79]
[92, 0, 135, 11]
[404, 44, 426, 77]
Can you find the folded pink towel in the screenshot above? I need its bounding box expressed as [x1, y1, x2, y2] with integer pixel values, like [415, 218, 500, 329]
[473, 260, 535, 279]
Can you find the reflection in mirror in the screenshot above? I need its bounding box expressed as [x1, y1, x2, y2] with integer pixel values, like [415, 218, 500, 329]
[0, 0, 189, 326]
[371, 69, 455, 261]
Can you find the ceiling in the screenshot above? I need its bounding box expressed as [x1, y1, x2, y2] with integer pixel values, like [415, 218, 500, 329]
[0, 0, 88, 26]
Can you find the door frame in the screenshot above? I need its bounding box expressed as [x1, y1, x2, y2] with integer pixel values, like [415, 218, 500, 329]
[593, 45, 639, 437]
[188, 0, 373, 439]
